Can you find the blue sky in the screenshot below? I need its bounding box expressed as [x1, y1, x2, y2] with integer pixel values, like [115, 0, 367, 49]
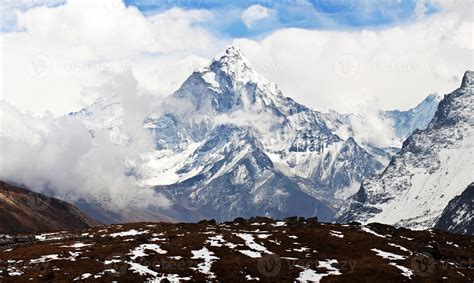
[123, 0, 438, 37]
[3, 0, 469, 116]
[1, 0, 438, 35]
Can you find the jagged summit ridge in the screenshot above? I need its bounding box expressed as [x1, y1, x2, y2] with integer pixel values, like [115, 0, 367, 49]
[194, 45, 270, 91]
[139, 46, 387, 221]
[321, 92, 443, 162]
[65, 47, 464, 226]
[171, 45, 281, 115]
[337, 70, 474, 232]
[429, 70, 473, 129]
[216, 45, 254, 72]
[461, 70, 474, 88]
[211, 45, 256, 75]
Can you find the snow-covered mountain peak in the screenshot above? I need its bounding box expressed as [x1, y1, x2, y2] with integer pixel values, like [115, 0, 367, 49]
[219, 45, 248, 65]
[170, 46, 283, 115]
[217, 45, 253, 72]
[337, 70, 474, 231]
[67, 46, 432, 223]
[224, 44, 244, 56]
[421, 93, 442, 104]
[428, 70, 473, 130]
[461, 70, 474, 88]
[193, 45, 273, 93]
[75, 94, 121, 114]
[321, 92, 443, 159]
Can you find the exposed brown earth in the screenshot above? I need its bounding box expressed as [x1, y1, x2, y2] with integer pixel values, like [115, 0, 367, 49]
[0, 217, 472, 282]
[0, 181, 99, 234]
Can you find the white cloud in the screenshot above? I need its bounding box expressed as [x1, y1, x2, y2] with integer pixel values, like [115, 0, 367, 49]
[0, 72, 171, 211]
[0, 0, 66, 31]
[241, 4, 275, 28]
[0, 1, 229, 218]
[349, 108, 398, 149]
[1, 0, 227, 116]
[214, 109, 283, 135]
[3, 1, 471, 117]
[235, 7, 473, 113]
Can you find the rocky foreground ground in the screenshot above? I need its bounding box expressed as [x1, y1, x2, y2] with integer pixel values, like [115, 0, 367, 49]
[0, 217, 473, 282]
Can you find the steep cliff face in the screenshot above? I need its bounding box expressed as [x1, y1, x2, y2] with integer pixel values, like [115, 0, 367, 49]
[435, 182, 473, 235]
[337, 71, 474, 231]
[139, 46, 384, 221]
[66, 47, 458, 224]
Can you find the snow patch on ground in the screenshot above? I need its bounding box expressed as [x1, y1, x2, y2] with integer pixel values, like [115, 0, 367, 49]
[234, 233, 272, 257]
[129, 244, 167, 260]
[110, 229, 149, 238]
[206, 234, 238, 249]
[293, 247, 310, 253]
[128, 262, 158, 277]
[389, 262, 414, 278]
[74, 273, 92, 281]
[61, 242, 93, 249]
[361, 227, 386, 238]
[30, 254, 61, 264]
[271, 221, 287, 227]
[388, 243, 412, 255]
[246, 274, 261, 280]
[371, 248, 406, 260]
[34, 233, 66, 241]
[190, 247, 218, 279]
[329, 230, 344, 238]
[296, 259, 342, 282]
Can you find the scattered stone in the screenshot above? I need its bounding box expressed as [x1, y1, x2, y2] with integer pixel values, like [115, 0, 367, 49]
[0, 219, 472, 282]
[284, 216, 298, 223]
[232, 217, 246, 223]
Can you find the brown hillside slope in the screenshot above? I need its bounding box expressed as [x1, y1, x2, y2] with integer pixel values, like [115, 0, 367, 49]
[0, 181, 99, 234]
